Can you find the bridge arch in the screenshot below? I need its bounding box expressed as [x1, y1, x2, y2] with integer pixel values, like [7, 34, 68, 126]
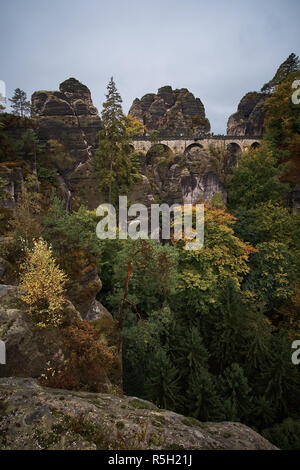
[250, 141, 260, 150]
[146, 143, 173, 165]
[226, 142, 242, 156]
[185, 143, 204, 154]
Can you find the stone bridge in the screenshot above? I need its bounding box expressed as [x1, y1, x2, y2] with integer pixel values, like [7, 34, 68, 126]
[131, 135, 262, 156]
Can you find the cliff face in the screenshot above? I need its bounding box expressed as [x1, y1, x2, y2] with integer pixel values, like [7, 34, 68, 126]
[129, 86, 210, 136]
[0, 377, 277, 450]
[32, 78, 102, 209]
[32, 77, 100, 155]
[227, 92, 267, 136]
[140, 143, 227, 206]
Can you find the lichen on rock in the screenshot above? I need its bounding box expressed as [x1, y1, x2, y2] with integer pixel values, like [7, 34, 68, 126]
[0, 377, 278, 450]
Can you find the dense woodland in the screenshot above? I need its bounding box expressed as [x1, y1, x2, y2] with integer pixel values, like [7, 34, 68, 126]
[0, 54, 300, 450]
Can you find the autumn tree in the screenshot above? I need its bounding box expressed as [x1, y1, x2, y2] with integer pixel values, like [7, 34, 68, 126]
[263, 71, 300, 184]
[20, 238, 68, 328]
[126, 114, 146, 137]
[174, 205, 255, 316]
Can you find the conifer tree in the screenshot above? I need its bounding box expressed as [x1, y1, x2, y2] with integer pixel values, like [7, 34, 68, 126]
[261, 53, 300, 93]
[96, 77, 140, 205]
[145, 348, 180, 411]
[9, 88, 31, 117]
[219, 363, 252, 422]
[259, 331, 300, 418]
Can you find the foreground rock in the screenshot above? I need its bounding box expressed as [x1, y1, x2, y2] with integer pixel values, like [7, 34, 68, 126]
[0, 377, 277, 450]
[129, 86, 210, 136]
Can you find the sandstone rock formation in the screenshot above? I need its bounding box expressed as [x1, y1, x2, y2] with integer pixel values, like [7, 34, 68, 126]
[0, 284, 121, 386]
[227, 92, 267, 136]
[0, 164, 23, 210]
[32, 78, 102, 209]
[0, 377, 278, 450]
[142, 143, 227, 206]
[0, 285, 80, 379]
[129, 86, 210, 136]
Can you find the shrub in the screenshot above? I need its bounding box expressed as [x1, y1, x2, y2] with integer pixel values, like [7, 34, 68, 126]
[40, 320, 117, 393]
[20, 238, 67, 328]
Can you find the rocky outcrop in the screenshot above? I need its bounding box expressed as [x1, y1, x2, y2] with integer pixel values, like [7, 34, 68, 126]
[0, 284, 121, 387]
[0, 377, 277, 450]
[129, 86, 210, 137]
[0, 285, 80, 379]
[227, 92, 267, 136]
[0, 164, 23, 210]
[143, 144, 227, 206]
[32, 78, 102, 209]
[32, 77, 101, 158]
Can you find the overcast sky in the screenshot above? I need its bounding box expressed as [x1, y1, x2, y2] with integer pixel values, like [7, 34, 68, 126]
[1, 0, 299, 133]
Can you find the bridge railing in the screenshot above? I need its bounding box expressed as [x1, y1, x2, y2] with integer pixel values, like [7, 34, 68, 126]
[131, 134, 263, 141]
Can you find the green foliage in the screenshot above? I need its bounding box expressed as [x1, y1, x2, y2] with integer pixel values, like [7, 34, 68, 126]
[263, 419, 300, 450]
[43, 195, 102, 260]
[263, 70, 300, 185]
[174, 206, 255, 316]
[0, 119, 18, 162]
[37, 166, 58, 184]
[228, 142, 290, 211]
[149, 130, 160, 144]
[9, 88, 31, 117]
[233, 202, 300, 251]
[105, 238, 178, 318]
[209, 191, 226, 209]
[261, 53, 300, 93]
[218, 363, 252, 422]
[145, 347, 180, 410]
[259, 332, 300, 418]
[16, 129, 44, 164]
[95, 77, 141, 205]
[243, 241, 297, 309]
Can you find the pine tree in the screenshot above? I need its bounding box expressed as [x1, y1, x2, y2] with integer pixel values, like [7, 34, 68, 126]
[186, 367, 224, 421]
[259, 331, 300, 419]
[9, 88, 31, 117]
[207, 280, 248, 374]
[261, 53, 300, 93]
[96, 77, 140, 205]
[219, 363, 252, 422]
[145, 347, 180, 410]
[176, 327, 224, 421]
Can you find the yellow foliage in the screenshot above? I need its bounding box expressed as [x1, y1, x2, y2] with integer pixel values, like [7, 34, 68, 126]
[277, 283, 300, 339]
[20, 238, 68, 328]
[126, 115, 147, 137]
